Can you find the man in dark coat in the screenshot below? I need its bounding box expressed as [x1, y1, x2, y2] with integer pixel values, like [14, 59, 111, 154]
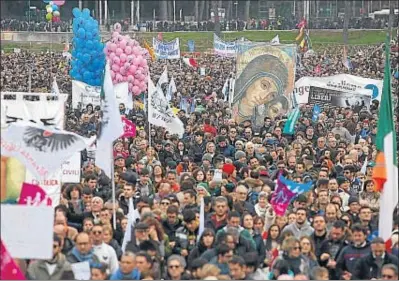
[352, 237, 399, 280]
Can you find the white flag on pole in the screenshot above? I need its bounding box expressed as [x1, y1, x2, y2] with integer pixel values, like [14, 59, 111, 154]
[95, 61, 124, 177]
[157, 66, 168, 87]
[121, 198, 140, 252]
[271, 35, 280, 45]
[148, 78, 184, 137]
[360, 158, 368, 175]
[166, 77, 177, 102]
[222, 78, 229, 102]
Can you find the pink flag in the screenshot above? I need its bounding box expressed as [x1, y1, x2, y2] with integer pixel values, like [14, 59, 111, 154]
[18, 182, 52, 206]
[270, 176, 297, 216]
[0, 240, 26, 280]
[121, 117, 136, 138]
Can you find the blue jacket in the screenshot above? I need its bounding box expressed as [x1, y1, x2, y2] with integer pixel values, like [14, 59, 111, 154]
[109, 268, 140, 280]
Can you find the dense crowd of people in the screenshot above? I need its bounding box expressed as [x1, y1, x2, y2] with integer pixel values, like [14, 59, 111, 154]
[1, 39, 399, 280]
[2, 15, 397, 32]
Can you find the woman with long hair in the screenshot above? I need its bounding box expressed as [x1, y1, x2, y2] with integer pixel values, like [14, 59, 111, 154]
[242, 213, 266, 266]
[264, 224, 281, 268]
[152, 164, 164, 186]
[142, 217, 172, 258]
[359, 179, 380, 213]
[174, 141, 188, 162]
[187, 228, 215, 265]
[299, 236, 319, 270]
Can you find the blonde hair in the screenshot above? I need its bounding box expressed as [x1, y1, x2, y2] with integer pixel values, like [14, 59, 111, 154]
[198, 264, 221, 279]
[281, 236, 300, 252]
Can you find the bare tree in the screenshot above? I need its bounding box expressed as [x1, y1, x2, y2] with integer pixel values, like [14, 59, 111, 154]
[343, 0, 350, 45]
[160, 0, 168, 21]
[244, 0, 250, 20]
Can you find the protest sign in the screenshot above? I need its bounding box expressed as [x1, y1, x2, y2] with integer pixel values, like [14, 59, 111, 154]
[61, 152, 81, 183]
[71, 80, 101, 109]
[72, 81, 132, 109]
[1, 205, 54, 259]
[71, 261, 91, 280]
[293, 74, 383, 104]
[308, 86, 372, 110]
[152, 38, 181, 60]
[213, 34, 237, 57]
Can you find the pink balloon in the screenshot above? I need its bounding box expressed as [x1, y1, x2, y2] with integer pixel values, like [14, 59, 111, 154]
[112, 56, 120, 65]
[109, 43, 117, 51]
[129, 65, 137, 73]
[132, 47, 140, 55]
[144, 76, 149, 82]
[112, 31, 119, 38]
[115, 73, 123, 83]
[127, 75, 134, 82]
[140, 58, 147, 67]
[132, 58, 140, 66]
[112, 64, 120, 73]
[110, 70, 116, 79]
[119, 40, 127, 50]
[120, 68, 126, 76]
[133, 79, 140, 86]
[120, 53, 127, 62]
[132, 86, 140, 95]
[125, 46, 132, 55]
[116, 48, 123, 56]
[109, 52, 116, 60]
[136, 69, 142, 76]
[143, 65, 149, 72]
[123, 62, 130, 70]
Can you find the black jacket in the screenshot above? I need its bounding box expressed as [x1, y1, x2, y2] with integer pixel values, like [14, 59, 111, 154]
[352, 252, 399, 280]
[188, 141, 207, 163]
[311, 231, 328, 257]
[318, 238, 349, 280]
[162, 218, 183, 240]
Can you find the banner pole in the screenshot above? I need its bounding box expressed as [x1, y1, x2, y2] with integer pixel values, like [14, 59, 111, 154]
[110, 145, 116, 230]
[148, 123, 151, 146]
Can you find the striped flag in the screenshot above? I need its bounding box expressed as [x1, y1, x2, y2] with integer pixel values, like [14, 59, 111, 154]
[372, 35, 398, 242]
[283, 107, 300, 135]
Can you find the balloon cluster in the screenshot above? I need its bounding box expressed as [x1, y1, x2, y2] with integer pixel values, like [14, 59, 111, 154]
[44, 1, 61, 22]
[104, 23, 149, 95]
[69, 8, 105, 86]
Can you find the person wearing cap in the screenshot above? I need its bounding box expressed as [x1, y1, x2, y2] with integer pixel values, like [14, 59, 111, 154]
[222, 163, 237, 184]
[175, 210, 200, 258]
[125, 222, 153, 254]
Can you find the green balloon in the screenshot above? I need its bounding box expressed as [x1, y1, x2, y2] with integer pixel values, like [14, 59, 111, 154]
[46, 13, 53, 21]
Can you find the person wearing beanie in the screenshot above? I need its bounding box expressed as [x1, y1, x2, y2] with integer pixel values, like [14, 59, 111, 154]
[222, 163, 237, 184]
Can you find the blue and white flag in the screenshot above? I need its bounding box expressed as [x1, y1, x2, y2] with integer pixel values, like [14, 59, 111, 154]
[312, 104, 321, 122]
[179, 97, 189, 112]
[283, 107, 300, 135]
[189, 99, 196, 114]
[280, 175, 313, 194]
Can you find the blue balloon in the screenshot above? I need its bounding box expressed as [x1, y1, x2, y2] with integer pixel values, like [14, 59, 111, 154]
[85, 40, 94, 50]
[83, 53, 91, 63]
[82, 8, 91, 19]
[72, 8, 81, 18]
[52, 4, 58, 11]
[86, 31, 93, 40]
[77, 28, 85, 39]
[75, 74, 83, 81]
[83, 71, 92, 80]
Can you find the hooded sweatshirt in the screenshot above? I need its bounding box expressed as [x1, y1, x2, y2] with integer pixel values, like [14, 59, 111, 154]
[336, 241, 371, 278]
[282, 221, 314, 239]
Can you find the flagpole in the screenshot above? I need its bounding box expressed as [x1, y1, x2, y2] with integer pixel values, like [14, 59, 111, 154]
[110, 145, 116, 230]
[148, 123, 151, 146]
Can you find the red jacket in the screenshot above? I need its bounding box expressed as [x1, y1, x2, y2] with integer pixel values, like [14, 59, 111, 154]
[204, 124, 217, 137]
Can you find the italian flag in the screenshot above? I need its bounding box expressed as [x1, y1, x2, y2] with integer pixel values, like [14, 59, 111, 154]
[372, 35, 398, 242]
[182, 57, 198, 68]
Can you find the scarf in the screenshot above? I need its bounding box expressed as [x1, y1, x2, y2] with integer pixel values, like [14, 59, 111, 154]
[71, 247, 94, 262]
[110, 268, 140, 280]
